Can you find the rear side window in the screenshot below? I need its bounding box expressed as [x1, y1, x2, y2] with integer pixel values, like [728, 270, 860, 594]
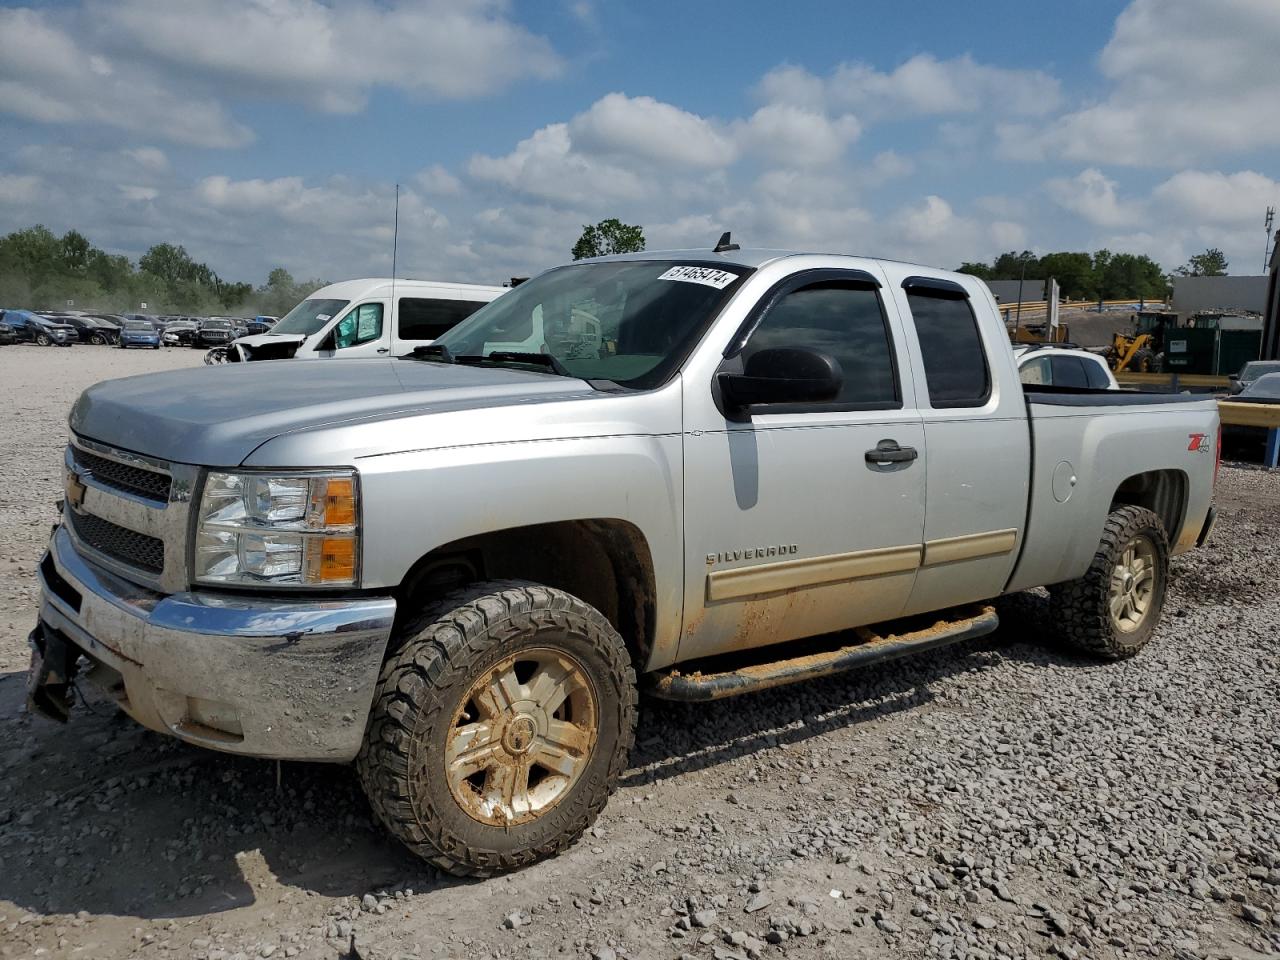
[741, 281, 898, 406]
[1050, 356, 1090, 388]
[1083, 358, 1113, 389]
[398, 297, 487, 341]
[905, 288, 990, 407]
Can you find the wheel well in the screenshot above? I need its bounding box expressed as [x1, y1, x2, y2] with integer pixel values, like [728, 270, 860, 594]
[395, 519, 657, 669]
[1110, 469, 1187, 542]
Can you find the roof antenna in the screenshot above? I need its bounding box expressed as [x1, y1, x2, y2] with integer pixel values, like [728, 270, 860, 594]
[390, 183, 400, 323]
[714, 231, 739, 253]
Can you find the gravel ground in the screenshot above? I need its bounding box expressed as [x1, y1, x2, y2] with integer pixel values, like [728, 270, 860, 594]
[1, 345, 1277, 960]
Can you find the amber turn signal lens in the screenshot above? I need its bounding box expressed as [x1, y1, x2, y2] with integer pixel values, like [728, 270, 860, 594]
[315, 535, 356, 582]
[323, 478, 356, 526]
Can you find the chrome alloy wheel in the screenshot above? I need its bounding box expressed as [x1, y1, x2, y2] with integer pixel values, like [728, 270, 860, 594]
[1109, 534, 1158, 633]
[446, 648, 598, 826]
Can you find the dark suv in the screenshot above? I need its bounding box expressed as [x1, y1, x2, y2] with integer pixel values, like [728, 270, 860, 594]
[2, 309, 75, 346]
[194, 318, 236, 348]
[51, 315, 120, 345]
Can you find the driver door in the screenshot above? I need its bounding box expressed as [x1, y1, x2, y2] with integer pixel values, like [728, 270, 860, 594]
[320, 301, 388, 358]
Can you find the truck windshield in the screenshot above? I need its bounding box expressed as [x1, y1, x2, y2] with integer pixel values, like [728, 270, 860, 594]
[271, 298, 350, 337]
[427, 261, 750, 388]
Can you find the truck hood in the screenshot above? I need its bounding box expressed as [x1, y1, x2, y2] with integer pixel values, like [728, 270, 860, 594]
[70, 359, 595, 466]
[234, 332, 307, 360]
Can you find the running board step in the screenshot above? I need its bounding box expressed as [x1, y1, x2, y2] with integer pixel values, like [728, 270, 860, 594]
[645, 604, 998, 702]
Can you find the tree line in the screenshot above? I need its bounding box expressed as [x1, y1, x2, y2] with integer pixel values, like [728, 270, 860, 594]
[956, 247, 1229, 302]
[0, 224, 321, 317]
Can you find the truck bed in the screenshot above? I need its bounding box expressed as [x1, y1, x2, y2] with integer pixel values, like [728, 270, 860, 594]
[1005, 387, 1219, 593]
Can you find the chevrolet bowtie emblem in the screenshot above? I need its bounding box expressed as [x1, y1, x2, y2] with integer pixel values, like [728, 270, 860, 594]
[65, 471, 87, 511]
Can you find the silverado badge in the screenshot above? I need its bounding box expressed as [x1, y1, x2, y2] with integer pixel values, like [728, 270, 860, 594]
[65, 471, 86, 511]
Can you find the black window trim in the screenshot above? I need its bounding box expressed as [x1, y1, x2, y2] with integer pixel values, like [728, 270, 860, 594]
[396, 295, 490, 342]
[901, 276, 992, 409]
[715, 267, 902, 418]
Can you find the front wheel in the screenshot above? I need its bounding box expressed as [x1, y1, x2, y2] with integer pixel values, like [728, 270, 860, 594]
[358, 581, 637, 877]
[90, 333, 106, 345]
[1049, 505, 1169, 659]
[34, 333, 50, 346]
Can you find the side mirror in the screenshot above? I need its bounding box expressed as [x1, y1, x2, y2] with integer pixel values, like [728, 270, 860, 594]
[719, 347, 842, 411]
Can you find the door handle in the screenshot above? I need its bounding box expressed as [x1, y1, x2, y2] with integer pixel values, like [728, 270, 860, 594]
[376, 347, 390, 354]
[865, 440, 918, 465]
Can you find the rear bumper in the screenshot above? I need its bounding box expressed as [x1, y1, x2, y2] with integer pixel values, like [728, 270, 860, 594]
[31, 524, 396, 761]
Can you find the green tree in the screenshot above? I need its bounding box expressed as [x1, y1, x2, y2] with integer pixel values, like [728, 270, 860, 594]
[571, 218, 645, 260]
[990, 250, 1043, 280]
[1174, 247, 1228, 277]
[1037, 251, 1096, 300]
[1097, 252, 1169, 299]
[956, 261, 994, 280]
[58, 230, 92, 274]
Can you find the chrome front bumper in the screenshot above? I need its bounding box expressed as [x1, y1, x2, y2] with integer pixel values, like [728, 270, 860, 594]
[34, 524, 396, 761]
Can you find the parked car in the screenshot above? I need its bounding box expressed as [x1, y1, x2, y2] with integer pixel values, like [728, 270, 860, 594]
[1013, 344, 1118, 389]
[2, 309, 75, 346]
[50, 314, 120, 345]
[1228, 360, 1280, 395]
[0, 319, 15, 345]
[28, 244, 1219, 877]
[193, 318, 240, 348]
[161, 320, 200, 347]
[228, 278, 506, 361]
[117, 318, 161, 349]
[245, 315, 277, 335]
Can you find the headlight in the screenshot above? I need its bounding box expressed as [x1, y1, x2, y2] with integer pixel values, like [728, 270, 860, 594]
[194, 470, 359, 587]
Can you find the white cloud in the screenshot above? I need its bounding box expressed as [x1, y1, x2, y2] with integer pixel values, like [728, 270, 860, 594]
[1152, 170, 1280, 225]
[568, 93, 736, 169]
[467, 123, 648, 205]
[1007, 0, 1280, 165]
[414, 165, 463, 196]
[0, 7, 252, 148]
[1045, 168, 1144, 228]
[0, 173, 41, 204]
[98, 0, 563, 111]
[123, 147, 169, 172]
[737, 105, 860, 167]
[118, 185, 159, 202]
[760, 54, 1060, 117]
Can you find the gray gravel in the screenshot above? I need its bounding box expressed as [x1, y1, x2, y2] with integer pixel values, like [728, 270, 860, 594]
[0, 345, 1277, 960]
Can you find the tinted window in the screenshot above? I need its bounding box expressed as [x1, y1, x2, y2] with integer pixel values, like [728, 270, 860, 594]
[1083, 357, 1113, 389]
[398, 298, 487, 341]
[741, 282, 897, 406]
[1050, 356, 1090, 388]
[334, 303, 383, 348]
[906, 291, 990, 407]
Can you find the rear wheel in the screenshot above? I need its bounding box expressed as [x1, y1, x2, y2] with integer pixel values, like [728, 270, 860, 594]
[358, 581, 637, 876]
[1049, 505, 1168, 659]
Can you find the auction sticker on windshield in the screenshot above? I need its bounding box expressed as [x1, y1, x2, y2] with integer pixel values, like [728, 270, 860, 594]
[658, 265, 738, 289]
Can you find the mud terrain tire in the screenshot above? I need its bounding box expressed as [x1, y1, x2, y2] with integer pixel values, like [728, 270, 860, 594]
[357, 581, 637, 877]
[1050, 505, 1169, 659]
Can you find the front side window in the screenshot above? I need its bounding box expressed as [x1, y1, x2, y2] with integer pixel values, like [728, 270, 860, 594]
[430, 261, 750, 388]
[333, 303, 383, 348]
[740, 281, 898, 406]
[398, 297, 488, 341]
[906, 289, 990, 407]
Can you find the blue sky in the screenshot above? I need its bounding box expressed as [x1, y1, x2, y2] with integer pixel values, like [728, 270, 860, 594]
[0, 0, 1276, 286]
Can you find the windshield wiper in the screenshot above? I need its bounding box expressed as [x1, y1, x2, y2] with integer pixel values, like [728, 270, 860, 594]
[454, 351, 574, 378]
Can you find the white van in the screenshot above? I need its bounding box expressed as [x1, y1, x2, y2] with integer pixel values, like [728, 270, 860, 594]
[230, 278, 507, 361]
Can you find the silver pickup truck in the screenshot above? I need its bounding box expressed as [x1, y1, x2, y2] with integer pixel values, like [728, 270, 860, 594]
[28, 243, 1219, 876]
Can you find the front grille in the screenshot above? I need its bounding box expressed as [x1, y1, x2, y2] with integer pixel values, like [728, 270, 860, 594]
[69, 511, 165, 574]
[73, 448, 171, 502]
